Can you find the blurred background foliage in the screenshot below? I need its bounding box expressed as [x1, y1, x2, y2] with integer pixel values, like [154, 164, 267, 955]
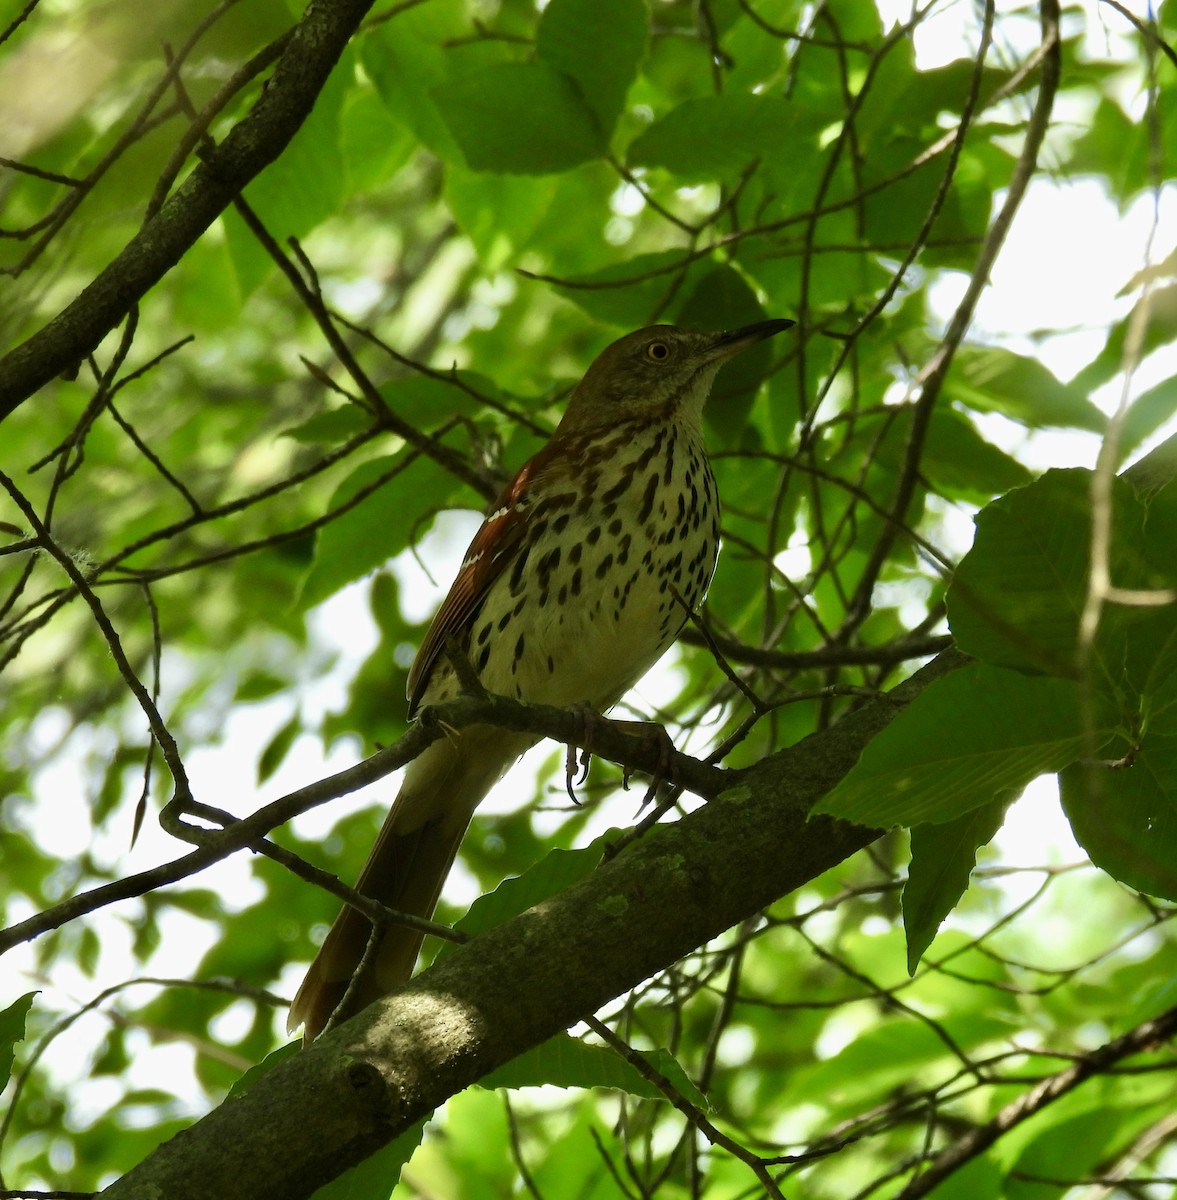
[2, 0, 1177, 1195]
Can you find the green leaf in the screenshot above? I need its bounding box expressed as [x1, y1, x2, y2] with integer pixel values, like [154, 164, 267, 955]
[786, 1018, 997, 1110]
[948, 469, 1152, 682]
[1060, 736, 1177, 900]
[312, 1119, 428, 1200]
[813, 664, 1112, 826]
[628, 94, 804, 182]
[1009, 1099, 1154, 1199]
[257, 711, 301, 785]
[282, 406, 373, 446]
[298, 455, 454, 611]
[234, 670, 292, 703]
[378, 373, 487, 427]
[921, 408, 1035, 500]
[223, 1043, 296, 1098]
[1139, 617, 1177, 735]
[903, 796, 1012, 973]
[0, 993, 36, 1092]
[1071, 283, 1177, 395]
[1118, 375, 1177, 463]
[945, 345, 1106, 432]
[360, 8, 465, 157]
[1066, 95, 1154, 200]
[434, 63, 606, 174]
[438, 838, 613, 960]
[224, 51, 348, 296]
[536, 0, 647, 136]
[339, 85, 416, 192]
[481, 1033, 706, 1108]
[445, 164, 554, 268]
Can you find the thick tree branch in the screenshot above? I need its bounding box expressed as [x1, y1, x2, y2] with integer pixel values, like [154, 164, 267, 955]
[96, 650, 969, 1200]
[0, 0, 378, 420]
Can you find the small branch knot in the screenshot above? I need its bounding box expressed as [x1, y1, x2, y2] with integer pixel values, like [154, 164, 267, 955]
[345, 1061, 390, 1117]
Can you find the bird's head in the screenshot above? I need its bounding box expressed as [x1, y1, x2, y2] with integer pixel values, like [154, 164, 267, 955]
[557, 319, 794, 435]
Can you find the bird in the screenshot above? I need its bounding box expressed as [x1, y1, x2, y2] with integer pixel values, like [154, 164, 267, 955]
[288, 317, 794, 1041]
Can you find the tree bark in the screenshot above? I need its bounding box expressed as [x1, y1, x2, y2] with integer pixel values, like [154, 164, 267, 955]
[99, 649, 968, 1200]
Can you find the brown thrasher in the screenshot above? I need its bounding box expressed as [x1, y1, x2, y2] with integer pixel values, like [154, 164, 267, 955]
[289, 318, 793, 1040]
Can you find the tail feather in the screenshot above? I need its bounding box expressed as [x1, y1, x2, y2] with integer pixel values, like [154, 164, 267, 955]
[288, 726, 532, 1040]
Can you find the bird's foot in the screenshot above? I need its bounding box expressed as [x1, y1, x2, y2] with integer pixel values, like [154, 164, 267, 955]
[563, 702, 599, 804]
[562, 705, 676, 808]
[608, 719, 677, 807]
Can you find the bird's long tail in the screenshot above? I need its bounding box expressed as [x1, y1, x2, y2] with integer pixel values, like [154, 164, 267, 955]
[288, 726, 533, 1041]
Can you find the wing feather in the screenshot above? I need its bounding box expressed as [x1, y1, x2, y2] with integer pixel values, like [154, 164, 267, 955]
[406, 460, 537, 715]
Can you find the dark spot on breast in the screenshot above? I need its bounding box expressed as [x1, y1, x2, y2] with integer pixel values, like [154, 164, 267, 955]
[635, 428, 666, 471]
[536, 547, 561, 594]
[602, 470, 634, 504]
[638, 473, 659, 523]
[509, 546, 531, 596]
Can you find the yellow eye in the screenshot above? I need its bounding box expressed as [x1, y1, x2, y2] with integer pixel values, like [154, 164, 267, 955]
[646, 340, 671, 362]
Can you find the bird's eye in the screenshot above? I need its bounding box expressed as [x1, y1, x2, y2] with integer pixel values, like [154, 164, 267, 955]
[646, 341, 671, 362]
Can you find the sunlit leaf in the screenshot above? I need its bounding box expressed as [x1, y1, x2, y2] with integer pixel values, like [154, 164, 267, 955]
[814, 664, 1114, 826]
[903, 796, 1012, 972]
[946, 345, 1106, 432]
[0, 994, 36, 1092]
